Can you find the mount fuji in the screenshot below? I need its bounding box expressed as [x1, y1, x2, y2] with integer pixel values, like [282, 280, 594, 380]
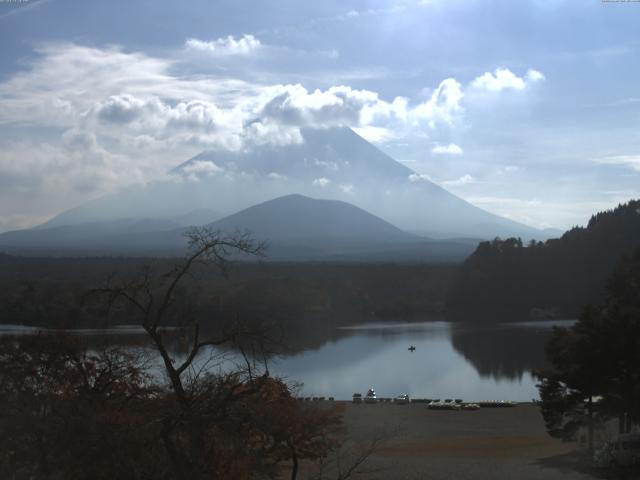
[0, 128, 555, 258]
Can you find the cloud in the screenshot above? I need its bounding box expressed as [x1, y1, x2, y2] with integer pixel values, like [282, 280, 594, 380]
[90, 94, 243, 149]
[187, 161, 223, 175]
[184, 35, 262, 55]
[432, 143, 463, 156]
[0, 42, 469, 156]
[94, 94, 148, 124]
[255, 81, 460, 134]
[0, 213, 50, 232]
[526, 69, 545, 82]
[471, 67, 544, 92]
[180, 160, 224, 183]
[413, 78, 463, 127]
[0, 41, 544, 229]
[336, 6, 406, 21]
[0, 133, 136, 200]
[267, 172, 287, 180]
[339, 184, 354, 194]
[312, 177, 331, 187]
[594, 155, 640, 172]
[351, 126, 397, 143]
[314, 159, 339, 171]
[495, 165, 520, 176]
[442, 174, 476, 186]
[0, 0, 50, 21]
[243, 120, 304, 147]
[408, 173, 433, 183]
[257, 84, 408, 129]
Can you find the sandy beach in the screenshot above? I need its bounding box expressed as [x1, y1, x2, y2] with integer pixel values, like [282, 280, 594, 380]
[334, 402, 604, 480]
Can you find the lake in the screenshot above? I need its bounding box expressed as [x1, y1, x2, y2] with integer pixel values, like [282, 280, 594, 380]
[0, 319, 574, 402]
[264, 320, 577, 401]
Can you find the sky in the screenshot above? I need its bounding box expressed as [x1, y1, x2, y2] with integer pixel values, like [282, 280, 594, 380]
[0, 0, 639, 232]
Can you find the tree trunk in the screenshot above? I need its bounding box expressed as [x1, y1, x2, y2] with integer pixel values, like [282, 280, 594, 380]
[619, 414, 625, 434]
[587, 395, 593, 451]
[290, 446, 298, 480]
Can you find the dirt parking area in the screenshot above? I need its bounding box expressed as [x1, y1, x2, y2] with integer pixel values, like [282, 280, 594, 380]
[335, 402, 616, 480]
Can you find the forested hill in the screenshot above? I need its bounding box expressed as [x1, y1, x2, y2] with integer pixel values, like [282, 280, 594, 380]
[446, 200, 640, 321]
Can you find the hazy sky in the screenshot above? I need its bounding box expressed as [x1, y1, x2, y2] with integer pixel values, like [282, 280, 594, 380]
[0, 0, 639, 232]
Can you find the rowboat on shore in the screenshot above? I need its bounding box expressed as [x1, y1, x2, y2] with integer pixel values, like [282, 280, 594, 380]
[364, 388, 377, 404]
[394, 394, 410, 404]
[477, 400, 517, 408]
[428, 400, 461, 410]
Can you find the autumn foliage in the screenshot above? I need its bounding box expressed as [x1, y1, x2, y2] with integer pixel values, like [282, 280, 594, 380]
[0, 335, 343, 480]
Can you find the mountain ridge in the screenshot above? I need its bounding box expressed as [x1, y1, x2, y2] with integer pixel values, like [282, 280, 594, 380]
[34, 127, 549, 241]
[0, 194, 477, 261]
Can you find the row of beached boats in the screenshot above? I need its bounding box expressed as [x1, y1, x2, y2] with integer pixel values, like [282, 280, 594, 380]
[352, 389, 517, 410]
[352, 389, 408, 404]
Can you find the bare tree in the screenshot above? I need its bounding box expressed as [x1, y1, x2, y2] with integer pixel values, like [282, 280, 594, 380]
[98, 229, 263, 393]
[95, 228, 271, 479]
[90, 228, 383, 480]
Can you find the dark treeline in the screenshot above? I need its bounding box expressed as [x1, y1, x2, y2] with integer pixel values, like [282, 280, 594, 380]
[446, 200, 640, 321]
[0, 255, 455, 348]
[536, 249, 640, 451]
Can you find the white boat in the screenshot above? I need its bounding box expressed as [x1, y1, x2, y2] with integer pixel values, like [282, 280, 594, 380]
[364, 388, 377, 404]
[428, 400, 461, 410]
[394, 394, 410, 405]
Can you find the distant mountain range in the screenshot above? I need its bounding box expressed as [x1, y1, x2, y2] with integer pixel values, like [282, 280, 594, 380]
[34, 128, 557, 239]
[0, 127, 563, 260]
[0, 194, 477, 261]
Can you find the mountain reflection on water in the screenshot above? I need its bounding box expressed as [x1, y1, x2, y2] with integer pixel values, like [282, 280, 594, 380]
[0, 320, 574, 401]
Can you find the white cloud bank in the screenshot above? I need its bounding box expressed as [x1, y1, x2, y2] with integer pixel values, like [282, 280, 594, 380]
[0, 41, 545, 230]
[431, 143, 463, 156]
[185, 35, 262, 55]
[413, 78, 464, 127]
[472, 68, 545, 92]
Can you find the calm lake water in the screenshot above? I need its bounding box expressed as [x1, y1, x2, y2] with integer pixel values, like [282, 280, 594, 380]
[265, 320, 576, 401]
[1, 319, 574, 402]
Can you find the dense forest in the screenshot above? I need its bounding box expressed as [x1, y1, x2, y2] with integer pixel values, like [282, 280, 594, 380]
[446, 200, 640, 321]
[3, 200, 638, 332]
[0, 255, 455, 348]
[537, 249, 640, 449]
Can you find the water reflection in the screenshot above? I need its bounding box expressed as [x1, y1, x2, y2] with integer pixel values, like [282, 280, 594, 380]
[0, 320, 574, 401]
[450, 324, 550, 381]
